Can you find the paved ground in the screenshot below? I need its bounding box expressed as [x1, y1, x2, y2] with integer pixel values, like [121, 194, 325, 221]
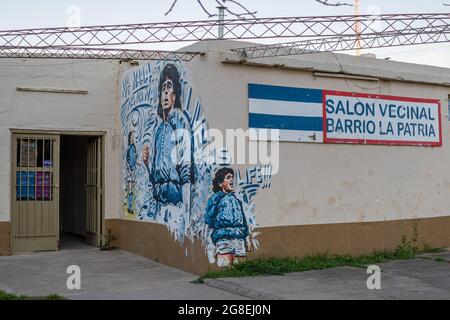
[206, 258, 450, 300]
[0, 235, 246, 300]
[0, 241, 448, 300]
[0, 246, 246, 300]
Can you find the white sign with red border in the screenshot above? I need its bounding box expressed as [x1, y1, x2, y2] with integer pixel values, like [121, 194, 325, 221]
[323, 91, 442, 146]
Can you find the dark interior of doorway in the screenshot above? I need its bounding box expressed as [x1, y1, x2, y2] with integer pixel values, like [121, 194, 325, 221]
[59, 135, 91, 250]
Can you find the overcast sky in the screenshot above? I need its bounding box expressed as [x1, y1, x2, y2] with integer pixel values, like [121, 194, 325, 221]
[1, 0, 450, 67]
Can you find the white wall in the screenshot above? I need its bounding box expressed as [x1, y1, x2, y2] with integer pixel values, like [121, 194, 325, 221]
[0, 58, 122, 222]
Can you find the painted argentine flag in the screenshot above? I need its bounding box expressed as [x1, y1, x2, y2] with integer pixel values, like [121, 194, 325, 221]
[248, 83, 323, 143]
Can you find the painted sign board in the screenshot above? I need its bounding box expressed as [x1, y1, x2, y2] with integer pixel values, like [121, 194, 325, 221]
[323, 91, 441, 146]
[248, 83, 442, 147]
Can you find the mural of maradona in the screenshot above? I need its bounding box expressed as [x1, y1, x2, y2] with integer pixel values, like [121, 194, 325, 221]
[120, 61, 272, 267]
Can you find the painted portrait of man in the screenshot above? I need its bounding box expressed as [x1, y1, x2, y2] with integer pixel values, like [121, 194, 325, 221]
[121, 61, 268, 262]
[205, 167, 254, 267]
[142, 63, 192, 238]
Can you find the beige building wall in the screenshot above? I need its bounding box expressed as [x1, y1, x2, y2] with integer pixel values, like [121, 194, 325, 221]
[0, 58, 123, 225]
[108, 42, 450, 274]
[181, 41, 450, 228]
[0, 41, 448, 271]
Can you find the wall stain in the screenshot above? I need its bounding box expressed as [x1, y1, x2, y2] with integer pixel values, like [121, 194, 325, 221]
[442, 179, 450, 191]
[327, 197, 336, 205]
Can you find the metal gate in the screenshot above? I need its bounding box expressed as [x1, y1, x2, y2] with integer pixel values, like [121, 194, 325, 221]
[11, 134, 60, 253]
[86, 137, 103, 247]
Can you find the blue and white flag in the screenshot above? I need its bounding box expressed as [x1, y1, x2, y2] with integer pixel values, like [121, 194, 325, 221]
[248, 83, 324, 143]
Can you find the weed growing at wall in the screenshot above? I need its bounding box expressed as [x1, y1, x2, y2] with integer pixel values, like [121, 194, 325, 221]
[198, 241, 445, 280]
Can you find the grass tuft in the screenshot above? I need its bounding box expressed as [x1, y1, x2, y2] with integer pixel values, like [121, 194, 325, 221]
[0, 290, 65, 300]
[434, 257, 446, 262]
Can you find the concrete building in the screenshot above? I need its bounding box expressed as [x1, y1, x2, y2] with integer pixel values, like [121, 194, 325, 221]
[0, 40, 449, 274]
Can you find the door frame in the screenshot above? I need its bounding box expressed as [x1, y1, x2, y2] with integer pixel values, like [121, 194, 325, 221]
[86, 136, 104, 247]
[10, 129, 106, 252]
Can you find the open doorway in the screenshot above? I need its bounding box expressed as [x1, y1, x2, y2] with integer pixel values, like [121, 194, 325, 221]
[59, 135, 103, 250]
[10, 132, 103, 253]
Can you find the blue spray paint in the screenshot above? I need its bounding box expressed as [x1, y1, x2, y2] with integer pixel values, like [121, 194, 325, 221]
[120, 61, 272, 266]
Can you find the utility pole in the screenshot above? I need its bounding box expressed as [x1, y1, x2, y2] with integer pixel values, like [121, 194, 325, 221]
[217, 6, 226, 39]
[354, 0, 361, 55]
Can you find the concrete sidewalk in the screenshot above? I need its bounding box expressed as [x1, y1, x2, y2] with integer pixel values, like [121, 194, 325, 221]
[0, 247, 246, 300]
[0, 246, 449, 300]
[205, 256, 450, 300]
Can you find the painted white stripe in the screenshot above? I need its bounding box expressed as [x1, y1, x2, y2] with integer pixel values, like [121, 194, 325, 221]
[249, 128, 324, 143]
[249, 98, 323, 118]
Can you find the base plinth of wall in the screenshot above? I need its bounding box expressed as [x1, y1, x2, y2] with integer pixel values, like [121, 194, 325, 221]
[0, 222, 10, 256]
[105, 216, 450, 275]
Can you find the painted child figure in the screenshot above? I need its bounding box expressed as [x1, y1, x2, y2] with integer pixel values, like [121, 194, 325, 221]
[126, 130, 138, 214]
[204, 167, 254, 267]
